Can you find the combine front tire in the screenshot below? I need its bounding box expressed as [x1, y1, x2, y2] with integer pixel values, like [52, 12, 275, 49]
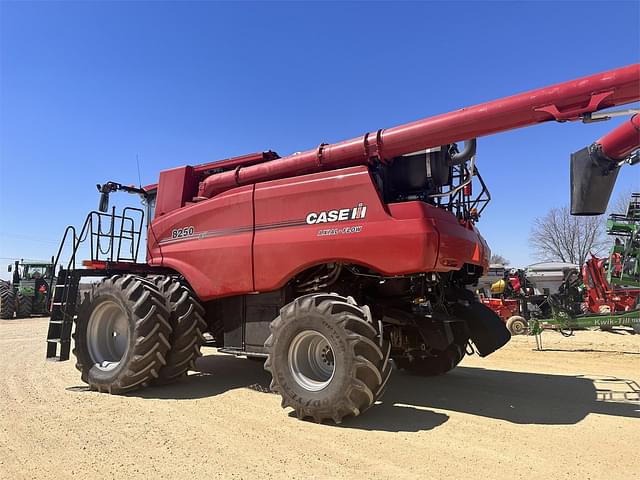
[152, 276, 207, 383]
[15, 292, 33, 318]
[0, 282, 15, 319]
[265, 293, 391, 423]
[72, 274, 172, 394]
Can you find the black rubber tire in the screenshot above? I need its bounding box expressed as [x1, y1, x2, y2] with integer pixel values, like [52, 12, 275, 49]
[15, 292, 33, 319]
[0, 282, 15, 319]
[395, 342, 465, 376]
[151, 276, 207, 383]
[72, 274, 172, 394]
[265, 293, 391, 423]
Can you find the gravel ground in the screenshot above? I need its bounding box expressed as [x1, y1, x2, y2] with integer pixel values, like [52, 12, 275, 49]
[1, 317, 638, 480]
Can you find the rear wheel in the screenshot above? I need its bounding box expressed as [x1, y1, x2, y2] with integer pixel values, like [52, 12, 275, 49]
[15, 292, 33, 318]
[0, 282, 15, 319]
[265, 293, 391, 423]
[151, 276, 207, 383]
[72, 274, 172, 394]
[506, 315, 528, 335]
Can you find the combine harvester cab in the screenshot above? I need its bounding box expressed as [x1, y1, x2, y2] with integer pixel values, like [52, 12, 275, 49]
[46, 64, 640, 423]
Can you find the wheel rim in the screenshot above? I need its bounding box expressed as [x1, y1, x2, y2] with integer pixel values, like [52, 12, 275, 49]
[288, 330, 335, 391]
[512, 321, 526, 335]
[86, 300, 130, 371]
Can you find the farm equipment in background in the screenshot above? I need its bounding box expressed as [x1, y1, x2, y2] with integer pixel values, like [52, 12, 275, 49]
[542, 193, 640, 335]
[479, 268, 551, 335]
[46, 64, 640, 423]
[0, 259, 54, 319]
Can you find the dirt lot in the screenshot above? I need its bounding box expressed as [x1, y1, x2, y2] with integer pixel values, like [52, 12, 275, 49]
[1, 318, 638, 480]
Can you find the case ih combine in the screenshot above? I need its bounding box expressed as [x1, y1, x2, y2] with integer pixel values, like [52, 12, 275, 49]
[47, 64, 639, 423]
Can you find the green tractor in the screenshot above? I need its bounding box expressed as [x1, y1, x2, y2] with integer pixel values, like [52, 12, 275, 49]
[0, 259, 54, 319]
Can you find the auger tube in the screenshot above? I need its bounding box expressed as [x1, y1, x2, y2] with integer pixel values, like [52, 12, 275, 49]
[198, 64, 640, 199]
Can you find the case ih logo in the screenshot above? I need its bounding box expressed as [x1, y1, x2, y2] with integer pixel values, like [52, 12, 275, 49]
[305, 202, 367, 225]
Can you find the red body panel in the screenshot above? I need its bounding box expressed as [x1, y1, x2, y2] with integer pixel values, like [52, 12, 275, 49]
[155, 166, 199, 217]
[148, 185, 255, 299]
[148, 166, 489, 300]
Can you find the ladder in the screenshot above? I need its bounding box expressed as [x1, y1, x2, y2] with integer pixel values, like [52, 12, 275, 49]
[46, 269, 82, 361]
[45, 207, 144, 361]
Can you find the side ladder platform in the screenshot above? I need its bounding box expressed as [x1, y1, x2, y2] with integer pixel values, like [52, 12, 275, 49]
[46, 269, 82, 361]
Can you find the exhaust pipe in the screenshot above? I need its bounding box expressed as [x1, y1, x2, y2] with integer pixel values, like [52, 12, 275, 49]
[449, 138, 477, 165]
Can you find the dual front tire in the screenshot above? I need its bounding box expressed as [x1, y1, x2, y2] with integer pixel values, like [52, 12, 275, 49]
[73, 274, 205, 393]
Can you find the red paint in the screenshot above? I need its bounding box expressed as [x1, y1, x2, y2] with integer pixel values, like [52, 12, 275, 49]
[142, 64, 639, 302]
[582, 256, 640, 314]
[198, 64, 640, 198]
[148, 167, 489, 301]
[480, 298, 520, 322]
[148, 185, 255, 298]
[598, 114, 640, 160]
[155, 166, 199, 217]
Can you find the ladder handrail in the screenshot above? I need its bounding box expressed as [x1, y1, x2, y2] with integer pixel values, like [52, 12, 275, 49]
[51, 207, 146, 281]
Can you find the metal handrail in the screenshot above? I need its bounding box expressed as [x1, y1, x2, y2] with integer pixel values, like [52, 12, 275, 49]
[51, 207, 146, 279]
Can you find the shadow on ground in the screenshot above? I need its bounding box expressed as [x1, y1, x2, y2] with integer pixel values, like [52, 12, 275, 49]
[537, 348, 640, 355]
[72, 351, 639, 432]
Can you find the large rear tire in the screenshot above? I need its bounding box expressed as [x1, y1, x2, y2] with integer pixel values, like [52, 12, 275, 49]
[15, 292, 33, 318]
[0, 282, 15, 319]
[152, 276, 207, 383]
[72, 274, 172, 394]
[265, 293, 391, 423]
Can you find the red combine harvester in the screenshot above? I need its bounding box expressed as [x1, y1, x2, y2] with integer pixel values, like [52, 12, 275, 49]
[47, 65, 640, 423]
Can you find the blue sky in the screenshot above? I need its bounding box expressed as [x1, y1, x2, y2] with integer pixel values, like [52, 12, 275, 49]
[0, 0, 638, 279]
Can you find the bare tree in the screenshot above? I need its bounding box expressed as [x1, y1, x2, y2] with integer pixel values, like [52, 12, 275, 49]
[529, 206, 607, 266]
[607, 187, 638, 217]
[490, 254, 510, 265]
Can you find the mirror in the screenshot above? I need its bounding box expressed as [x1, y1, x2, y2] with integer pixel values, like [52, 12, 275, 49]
[570, 147, 619, 215]
[7, 265, 11, 272]
[99, 191, 110, 212]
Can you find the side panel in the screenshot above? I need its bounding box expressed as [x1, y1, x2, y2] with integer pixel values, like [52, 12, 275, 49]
[211, 290, 287, 353]
[388, 202, 491, 271]
[147, 185, 254, 300]
[155, 166, 199, 218]
[253, 166, 489, 292]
